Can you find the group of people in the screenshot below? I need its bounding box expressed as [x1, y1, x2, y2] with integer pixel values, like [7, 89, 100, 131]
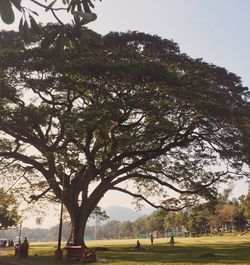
[0, 239, 14, 247]
[134, 234, 175, 250]
[15, 237, 29, 257]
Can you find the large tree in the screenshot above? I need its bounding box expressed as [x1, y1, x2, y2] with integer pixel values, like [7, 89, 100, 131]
[0, 28, 249, 246]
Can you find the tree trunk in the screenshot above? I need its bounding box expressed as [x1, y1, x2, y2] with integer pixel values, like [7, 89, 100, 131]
[68, 207, 90, 248]
[64, 182, 107, 247]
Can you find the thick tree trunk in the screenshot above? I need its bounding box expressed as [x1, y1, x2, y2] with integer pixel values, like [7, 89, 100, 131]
[69, 210, 89, 248]
[64, 182, 107, 247]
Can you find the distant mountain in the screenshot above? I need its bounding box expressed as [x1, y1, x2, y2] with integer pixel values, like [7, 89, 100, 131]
[87, 206, 154, 225]
[104, 206, 153, 222]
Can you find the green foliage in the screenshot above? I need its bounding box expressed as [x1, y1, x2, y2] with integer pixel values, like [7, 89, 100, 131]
[216, 204, 239, 223]
[241, 192, 250, 219]
[119, 221, 134, 238]
[187, 190, 248, 235]
[164, 211, 188, 232]
[0, 0, 15, 24]
[132, 216, 149, 236]
[0, 0, 100, 46]
[188, 204, 211, 235]
[146, 209, 167, 233]
[86, 193, 248, 240]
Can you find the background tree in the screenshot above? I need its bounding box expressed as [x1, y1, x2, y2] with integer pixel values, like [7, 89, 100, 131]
[241, 192, 250, 219]
[233, 212, 247, 232]
[164, 211, 188, 233]
[146, 209, 167, 236]
[132, 216, 149, 238]
[215, 204, 239, 232]
[0, 28, 250, 246]
[98, 220, 121, 239]
[188, 190, 248, 235]
[119, 221, 133, 239]
[217, 188, 233, 204]
[188, 204, 211, 235]
[0, 188, 21, 229]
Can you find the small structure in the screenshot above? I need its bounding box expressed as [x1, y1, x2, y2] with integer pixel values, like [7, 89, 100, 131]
[15, 243, 29, 257]
[64, 246, 96, 262]
[14, 236, 29, 258]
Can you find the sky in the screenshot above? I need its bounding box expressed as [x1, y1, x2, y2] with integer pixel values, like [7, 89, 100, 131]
[91, 0, 250, 88]
[0, 0, 249, 228]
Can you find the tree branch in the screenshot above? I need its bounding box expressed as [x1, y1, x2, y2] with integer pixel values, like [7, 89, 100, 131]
[29, 0, 67, 11]
[113, 128, 196, 177]
[29, 187, 51, 202]
[111, 171, 228, 196]
[0, 151, 48, 177]
[51, 9, 64, 26]
[110, 187, 190, 211]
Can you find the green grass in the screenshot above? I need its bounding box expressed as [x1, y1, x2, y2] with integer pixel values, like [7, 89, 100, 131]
[0, 234, 250, 265]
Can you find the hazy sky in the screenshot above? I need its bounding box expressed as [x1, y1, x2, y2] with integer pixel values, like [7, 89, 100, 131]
[92, 0, 250, 87]
[0, 0, 249, 227]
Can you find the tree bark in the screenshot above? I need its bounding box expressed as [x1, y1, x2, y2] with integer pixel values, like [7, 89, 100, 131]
[68, 206, 90, 248]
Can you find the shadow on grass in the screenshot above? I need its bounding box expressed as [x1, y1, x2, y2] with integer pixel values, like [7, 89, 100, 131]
[1, 241, 250, 264]
[96, 243, 250, 264]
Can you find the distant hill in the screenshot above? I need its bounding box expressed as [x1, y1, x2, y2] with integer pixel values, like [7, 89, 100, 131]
[87, 206, 153, 225]
[105, 206, 153, 222]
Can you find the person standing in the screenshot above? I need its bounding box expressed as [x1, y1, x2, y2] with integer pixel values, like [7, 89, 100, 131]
[22, 237, 29, 257]
[169, 235, 175, 248]
[150, 233, 154, 246]
[23, 237, 28, 245]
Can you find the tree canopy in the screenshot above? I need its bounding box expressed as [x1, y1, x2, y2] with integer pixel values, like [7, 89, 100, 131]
[0, 28, 249, 245]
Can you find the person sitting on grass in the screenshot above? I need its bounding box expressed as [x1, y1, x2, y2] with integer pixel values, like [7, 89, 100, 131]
[134, 240, 144, 250]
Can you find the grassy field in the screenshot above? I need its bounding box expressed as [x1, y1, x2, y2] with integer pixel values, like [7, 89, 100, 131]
[0, 234, 250, 265]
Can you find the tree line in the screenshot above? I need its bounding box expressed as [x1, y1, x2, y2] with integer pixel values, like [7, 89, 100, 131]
[0, 190, 249, 243]
[88, 190, 250, 239]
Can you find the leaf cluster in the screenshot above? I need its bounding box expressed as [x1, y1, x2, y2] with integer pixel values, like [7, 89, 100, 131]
[0, 0, 100, 47]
